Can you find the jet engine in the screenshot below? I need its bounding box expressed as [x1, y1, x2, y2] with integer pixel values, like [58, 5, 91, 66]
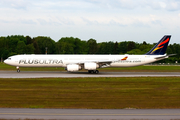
[67, 64, 81, 72]
[84, 63, 99, 70]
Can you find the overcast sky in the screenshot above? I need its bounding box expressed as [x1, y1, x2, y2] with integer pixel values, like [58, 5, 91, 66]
[0, 0, 180, 43]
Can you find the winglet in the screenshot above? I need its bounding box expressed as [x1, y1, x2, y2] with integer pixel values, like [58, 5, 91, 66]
[146, 35, 171, 55]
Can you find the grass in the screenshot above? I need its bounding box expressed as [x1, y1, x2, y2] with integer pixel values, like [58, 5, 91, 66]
[1, 63, 180, 72]
[0, 77, 180, 109]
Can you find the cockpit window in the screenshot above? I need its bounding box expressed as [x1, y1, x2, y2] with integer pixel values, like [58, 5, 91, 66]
[8, 58, 11, 60]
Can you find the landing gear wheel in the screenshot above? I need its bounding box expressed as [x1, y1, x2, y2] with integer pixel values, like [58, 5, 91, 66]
[95, 70, 99, 74]
[16, 66, 20, 73]
[17, 69, 20, 73]
[88, 70, 99, 74]
[88, 70, 93, 73]
[93, 70, 99, 74]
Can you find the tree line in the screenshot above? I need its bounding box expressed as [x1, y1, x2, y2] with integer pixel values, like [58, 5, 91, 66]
[0, 35, 179, 63]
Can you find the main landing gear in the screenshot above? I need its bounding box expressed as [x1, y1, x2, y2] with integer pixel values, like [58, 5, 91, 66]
[88, 70, 99, 74]
[16, 66, 20, 73]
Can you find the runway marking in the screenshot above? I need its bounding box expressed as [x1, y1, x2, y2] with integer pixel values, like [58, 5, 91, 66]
[1, 113, 180, 116]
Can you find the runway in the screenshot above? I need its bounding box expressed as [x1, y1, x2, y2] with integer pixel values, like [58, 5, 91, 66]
[0, 71, 180, 78]
[1, 72, 180, 120]
[0, 108, 180, 120]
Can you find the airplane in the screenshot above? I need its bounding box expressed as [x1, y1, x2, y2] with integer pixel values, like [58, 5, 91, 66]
[4, 35, 175, 73]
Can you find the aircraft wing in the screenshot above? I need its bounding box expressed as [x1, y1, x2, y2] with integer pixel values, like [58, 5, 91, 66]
[73, 60, 113, 65]
[69, 56, 127, 65]
[68, 59, 119, 68]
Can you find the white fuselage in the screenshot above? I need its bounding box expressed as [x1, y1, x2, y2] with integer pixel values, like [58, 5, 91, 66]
[4, 54, 163, 68]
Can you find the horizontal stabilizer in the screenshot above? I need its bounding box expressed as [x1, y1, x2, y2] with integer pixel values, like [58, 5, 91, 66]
[154, 54, 176, 59]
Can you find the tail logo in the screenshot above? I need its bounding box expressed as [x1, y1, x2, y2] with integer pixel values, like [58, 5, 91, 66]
[151, 38, 169, 54]
[121, 56, 128, 60]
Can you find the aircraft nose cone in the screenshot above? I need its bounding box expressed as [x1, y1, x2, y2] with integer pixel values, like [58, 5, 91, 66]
[4, 59, 8, 64]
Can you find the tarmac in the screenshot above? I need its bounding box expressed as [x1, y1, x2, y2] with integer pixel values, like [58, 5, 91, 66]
[0, 108, 180, 120]
[0, 71, 180, 78]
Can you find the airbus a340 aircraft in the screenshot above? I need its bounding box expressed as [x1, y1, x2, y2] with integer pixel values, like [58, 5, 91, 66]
[4, 35, 175, 73]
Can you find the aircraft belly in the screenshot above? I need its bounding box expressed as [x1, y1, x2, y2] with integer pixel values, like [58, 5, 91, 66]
[110, 62, 144, 67]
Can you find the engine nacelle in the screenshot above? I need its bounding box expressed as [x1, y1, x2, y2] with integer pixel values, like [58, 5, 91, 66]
[67, 64, 81, 72]
[84, 63, 99, 70]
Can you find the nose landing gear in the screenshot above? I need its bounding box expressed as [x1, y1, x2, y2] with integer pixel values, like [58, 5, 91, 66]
[16, 66, 20, 73]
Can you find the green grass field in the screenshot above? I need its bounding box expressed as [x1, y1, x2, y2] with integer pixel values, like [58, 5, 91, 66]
[1, 63, 180, 72]
[0, 77, 180, 109]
